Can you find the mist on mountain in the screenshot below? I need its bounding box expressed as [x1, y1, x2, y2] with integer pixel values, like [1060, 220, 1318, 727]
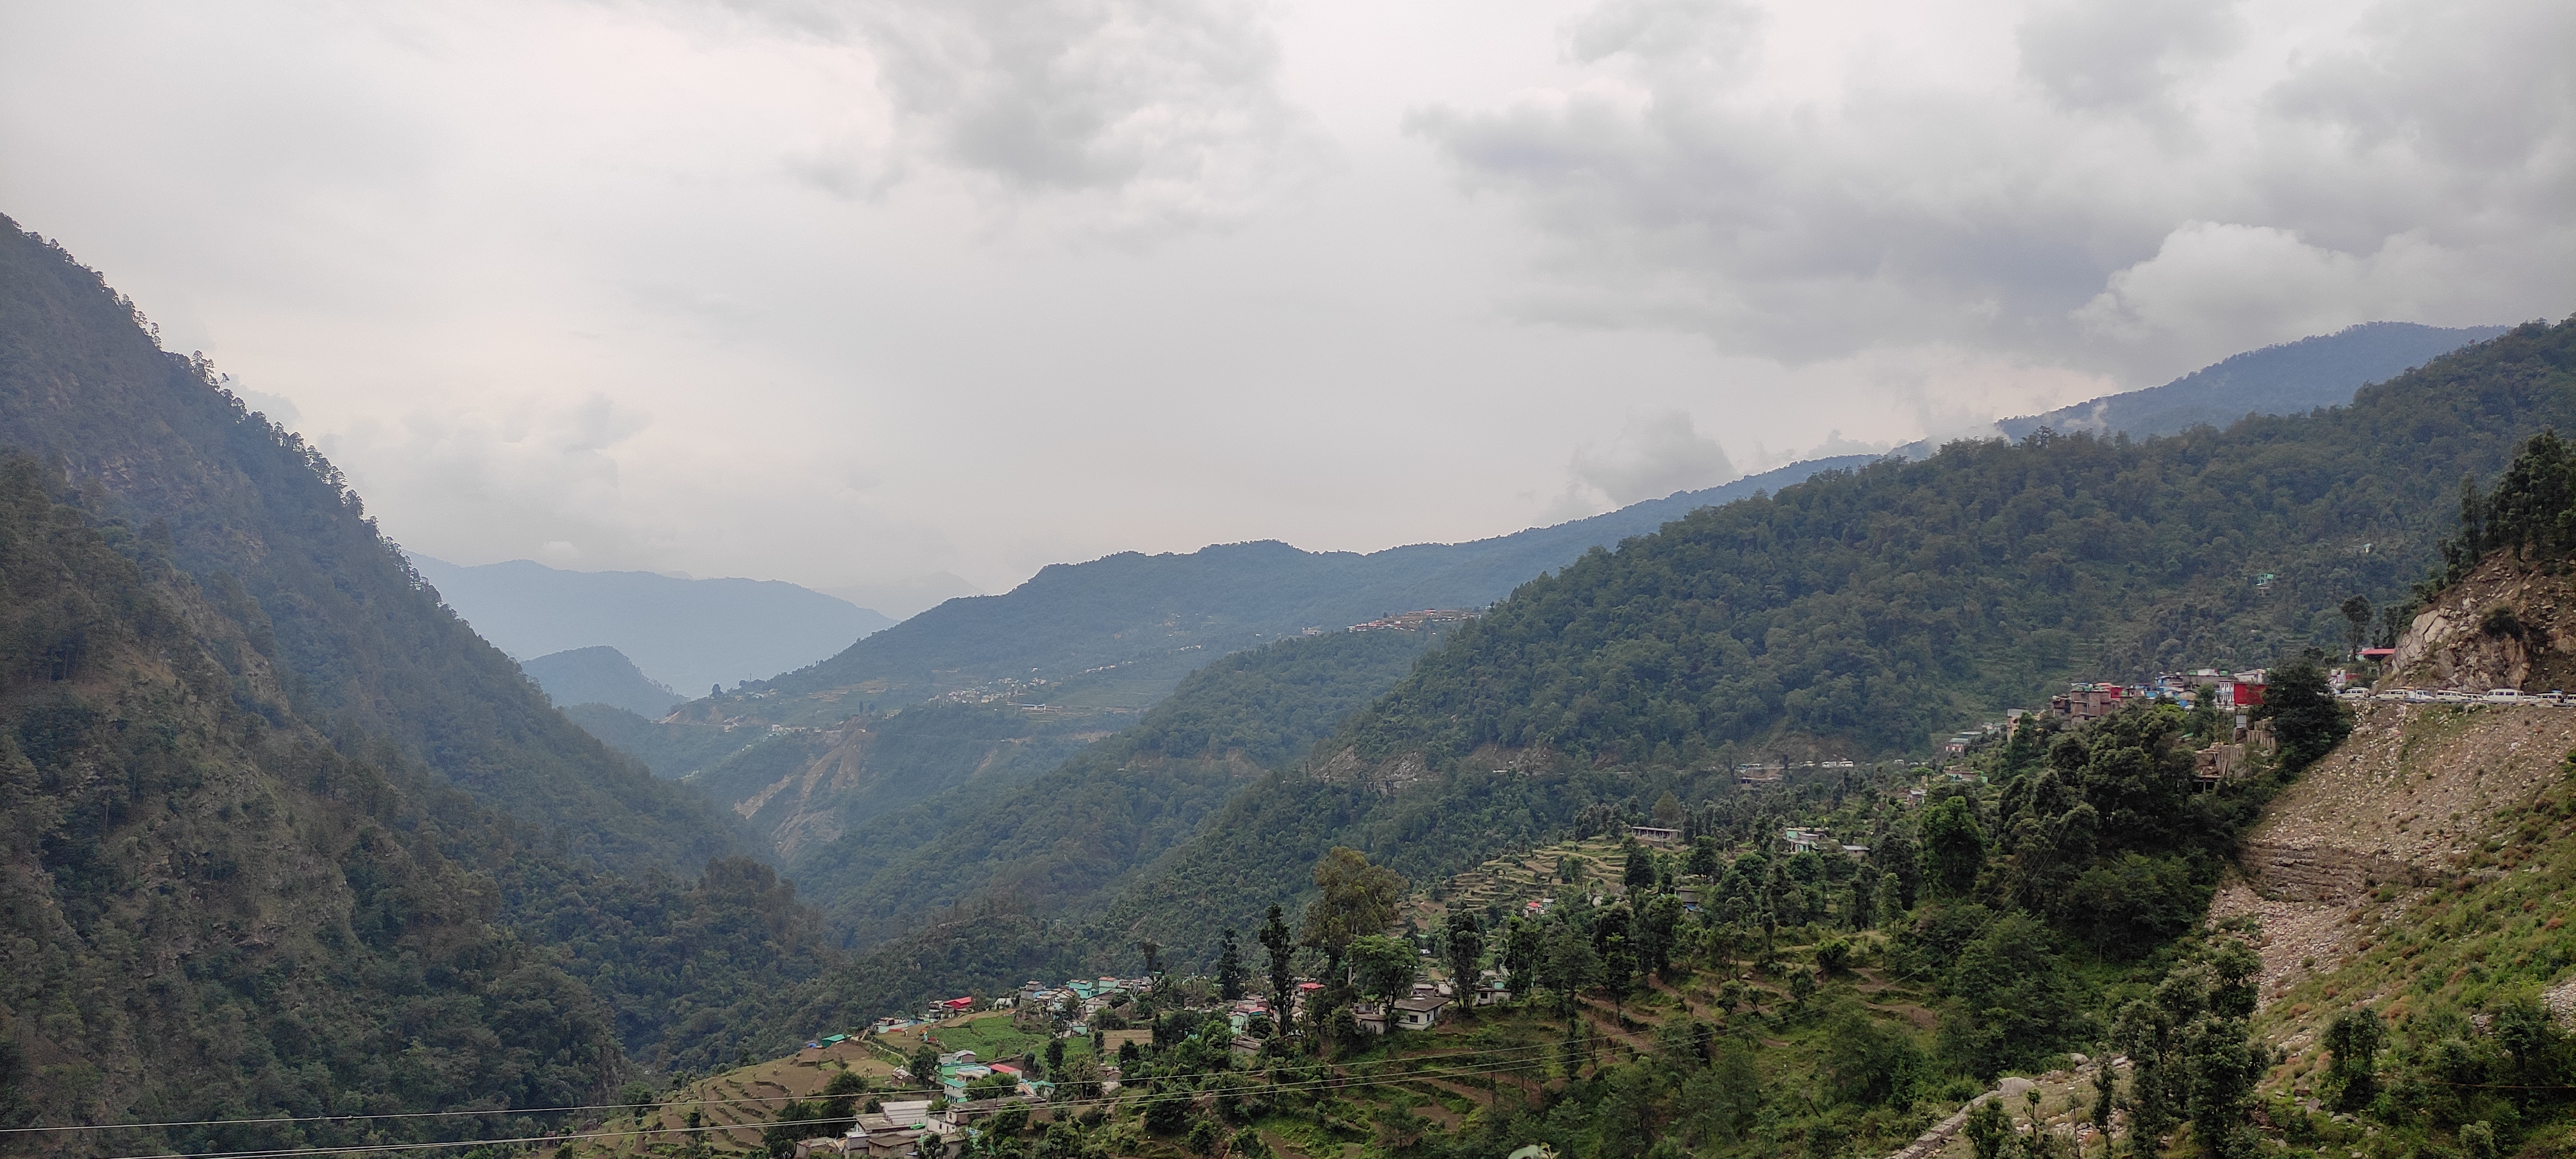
[409, 555, 896, 694]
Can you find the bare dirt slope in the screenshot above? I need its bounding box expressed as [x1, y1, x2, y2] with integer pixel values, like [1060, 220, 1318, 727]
[2217, 702, 2576, 1004]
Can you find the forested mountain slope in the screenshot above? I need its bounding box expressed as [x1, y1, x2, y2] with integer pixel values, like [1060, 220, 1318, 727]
[526, 645, 686, 718]
[1334, 318, 2574, 771]
[670, 324, 2500, 738]
[0, 216, 743, 875]
[1042, 318, 2576, 977]
[782, 627, 1447, 947]
[1990, 320, 2509, 442]
[0, 455, 833, 1152]
[681, 701, 1105, 862]
[758, 319, 2572, 1012]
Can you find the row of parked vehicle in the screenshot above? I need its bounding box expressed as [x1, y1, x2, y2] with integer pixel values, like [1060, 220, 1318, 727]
[2342, 686, 2570, 705]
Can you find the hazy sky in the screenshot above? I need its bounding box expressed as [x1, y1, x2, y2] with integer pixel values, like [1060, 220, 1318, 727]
[3, 0, 2567, 615]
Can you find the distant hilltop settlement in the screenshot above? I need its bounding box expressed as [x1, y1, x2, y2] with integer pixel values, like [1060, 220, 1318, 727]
[1333, 607, 1480, 633]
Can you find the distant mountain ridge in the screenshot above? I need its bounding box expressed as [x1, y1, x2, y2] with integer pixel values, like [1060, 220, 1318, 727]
[718, 324, 2501, 729]
[1999, 322, 2510, 441]
[525, 646, 685, 718]
[723, 455, 1876, 723]
[411, 556, 895, 694]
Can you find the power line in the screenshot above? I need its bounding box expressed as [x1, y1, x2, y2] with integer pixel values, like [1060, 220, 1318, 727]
[23, 1025, 1656, 1139]
[92, 1051, 1593, 1159]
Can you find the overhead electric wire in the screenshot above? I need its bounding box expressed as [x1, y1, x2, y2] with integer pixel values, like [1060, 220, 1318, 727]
[30, 1025, 1648, 1148]
[89, 1049, 1591, 1159]
[19, 1024, 1653, 1138]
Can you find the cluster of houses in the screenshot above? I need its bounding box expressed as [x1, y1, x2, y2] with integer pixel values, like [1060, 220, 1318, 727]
[788, 972, 1484, 1159]
[1779, 827, 1870, 858]
[922, 1050, 1063, 1104]
[1731, 758, 1858, 787]
[1013, 976, 1154, 1026]
[790, 1098, 983, 1159]
[2047, 669, 2270, 721]
[1260, 978, 1464, 1041]
[1344, 607, 1481, 633]
[1930, 670, 2279, 761]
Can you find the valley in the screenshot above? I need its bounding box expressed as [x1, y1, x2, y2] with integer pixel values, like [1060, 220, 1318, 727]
[6, 208, 2575, 1159]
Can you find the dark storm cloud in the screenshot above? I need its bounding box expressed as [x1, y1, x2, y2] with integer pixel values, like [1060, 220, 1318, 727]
[741, 0, 1321, 234]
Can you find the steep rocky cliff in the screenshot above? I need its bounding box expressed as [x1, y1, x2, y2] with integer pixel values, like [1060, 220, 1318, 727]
[2388, 555, 2576, 693]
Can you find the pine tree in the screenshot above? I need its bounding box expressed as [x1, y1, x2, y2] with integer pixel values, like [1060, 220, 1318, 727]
[2321, 1008, 2385, 1112]
[1442, 911, 1484, 1010]
[1259, 905, 1296, 1019]
[1214, 928, 1247, 1001]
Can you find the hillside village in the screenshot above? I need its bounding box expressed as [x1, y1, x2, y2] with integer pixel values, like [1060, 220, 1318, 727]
[588, 605, 2576, 1159]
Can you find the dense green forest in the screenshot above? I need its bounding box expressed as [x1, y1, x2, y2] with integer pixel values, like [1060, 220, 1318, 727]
[1334, 317, 2575, 769]
[0, 453, 829, 1149]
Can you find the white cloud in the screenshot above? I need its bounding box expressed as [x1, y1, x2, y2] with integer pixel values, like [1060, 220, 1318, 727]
[319, 393, 656, 566]
[0, 0, 2564, 616]
[2071, 221, 2505, 352]
[1407, 0, 2575, 380]
[1554, 408, 1738, 517]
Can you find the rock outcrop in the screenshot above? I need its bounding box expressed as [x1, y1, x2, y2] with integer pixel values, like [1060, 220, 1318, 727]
[2388, 556, 2576, 691]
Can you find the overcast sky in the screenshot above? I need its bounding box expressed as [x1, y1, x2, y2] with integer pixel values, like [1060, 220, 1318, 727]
[3, 0, 2568, 615]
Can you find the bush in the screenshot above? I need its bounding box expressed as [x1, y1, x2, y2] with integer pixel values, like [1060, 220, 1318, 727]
[2260, 660, 2351, 774]
[1823, 1010, 1925, 1107]
[2063, 854, 2208, 958]
[1143, 1089, 1192, 1135]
